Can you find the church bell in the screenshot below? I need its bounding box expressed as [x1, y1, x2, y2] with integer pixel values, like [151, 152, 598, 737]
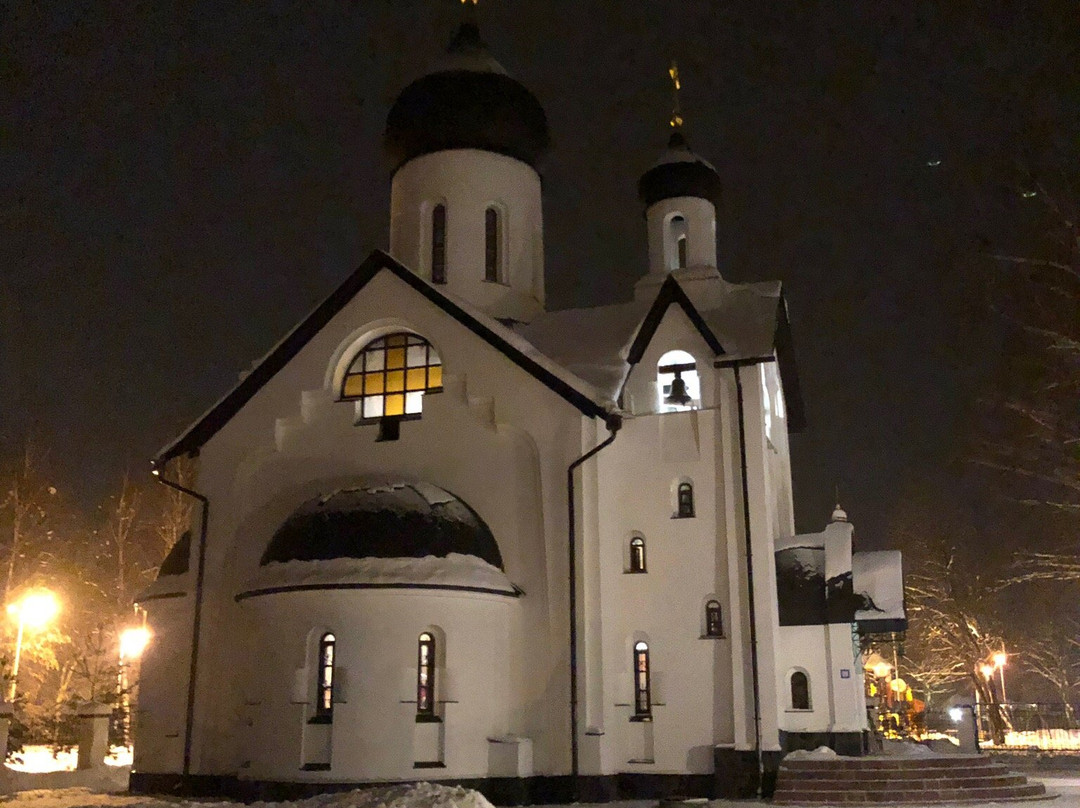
[664, 372, 693, 407]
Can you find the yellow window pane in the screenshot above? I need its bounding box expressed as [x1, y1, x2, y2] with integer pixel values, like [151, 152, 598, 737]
[363, 373, 384, 395]
[386, 347, 406, 369]
[342, 375, 364, 398]
[385, 334, 407, 348]
[386, 370, 405, 392]
[385, 394, 405, 416]
[427, 365, 443, 389]
[406, 367, 428, 391]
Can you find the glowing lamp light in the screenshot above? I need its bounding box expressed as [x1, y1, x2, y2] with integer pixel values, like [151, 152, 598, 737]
[871, 662, 892, 680]
[7, 590, 60, 629]
[119, 626, 152, 660]
[949, 707, 964, 723]
[980, 664, 995, 680]
[993, 652, 1007, 669]
[889, 678, 908, 694]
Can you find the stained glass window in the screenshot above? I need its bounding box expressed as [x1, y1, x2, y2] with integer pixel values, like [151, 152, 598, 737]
[316, 632, 335, 720]
[417, 632, 435, 717]
[341, 333, 443, 421]
[634, 641, 651, 716]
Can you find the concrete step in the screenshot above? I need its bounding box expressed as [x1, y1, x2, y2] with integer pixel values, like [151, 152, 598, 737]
[784, 765, 1010, 781]
[785, 774, 1029, 791]
[773, 783, 1047, 804]
[781, 755, 993, 770]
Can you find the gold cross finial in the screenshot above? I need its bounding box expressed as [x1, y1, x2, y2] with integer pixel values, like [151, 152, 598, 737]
[669, 60, 683, 130]
[461, 0, 478, 4]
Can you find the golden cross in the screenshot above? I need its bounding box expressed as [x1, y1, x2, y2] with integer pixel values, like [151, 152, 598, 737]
[668, 61, 683, 129]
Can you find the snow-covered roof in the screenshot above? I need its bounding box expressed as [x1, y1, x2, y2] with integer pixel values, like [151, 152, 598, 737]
[853, 550, 906, 631]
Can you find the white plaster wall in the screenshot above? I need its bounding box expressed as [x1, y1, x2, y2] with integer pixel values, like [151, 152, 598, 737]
[643, 197, 717, 282]
[776, 625, 830, 733]
[133, 594, 192, 773]
[155, 268, 589, 779]
[390, 150, 544, 322]
[238, 589, 514, 781]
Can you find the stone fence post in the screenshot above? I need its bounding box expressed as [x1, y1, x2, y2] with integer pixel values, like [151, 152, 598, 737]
[76, 702, 114, 770]
[0, 701, 13, 760]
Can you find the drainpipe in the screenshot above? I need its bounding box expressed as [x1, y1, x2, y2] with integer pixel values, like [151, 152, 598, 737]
[151, 459, 209, 778]
[716, 355, 774, 797]
[566, 413, 621, 799]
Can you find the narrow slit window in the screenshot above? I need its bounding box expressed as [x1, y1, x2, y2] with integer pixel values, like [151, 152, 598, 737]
[417, 632, 436, 718]
[705, 600, 723, 637]
[431, 204, 446, 284]
[316, 633, 336, 720]
[790, 670, 810, 710]
[668, 215, 688, 270]
[677, 482, 694, 518]
[677, 234, 688, 268]
[633, 641, 651, 717]
[485, 206, 501, 282]
[341, 333, 443, 426]
[629, 536, 646, 573]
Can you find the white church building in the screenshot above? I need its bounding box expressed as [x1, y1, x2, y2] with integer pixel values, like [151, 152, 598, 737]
[133, 16, 904, 804]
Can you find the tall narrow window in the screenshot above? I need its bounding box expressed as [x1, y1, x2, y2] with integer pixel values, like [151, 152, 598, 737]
[633, 642, 651, 717]
[316, 633, 336, 720]
[677, 234, 688, 268]
[629, 536, 646, 573]
[431, 204, 446, 284]
[668, 215, 688, 270]
[417, 632, 436, 718]
[677, 482, 695, 518]
[705, 600, 723, 637]
[484, 206, 501, 282]
[790, 670, 810, 710]
[341, 333, 443, 423]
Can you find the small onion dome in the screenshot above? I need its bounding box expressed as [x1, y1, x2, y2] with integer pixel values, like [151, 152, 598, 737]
[638, 130, 723, 208]
[261, 482, 503, 570]
[830, 503, 849, 523]
[384, 21, 550, 171]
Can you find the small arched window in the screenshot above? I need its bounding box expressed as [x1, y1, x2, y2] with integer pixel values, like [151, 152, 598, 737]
[668, 215, 689, 270]
[676, 482, 695, 518]
[417, 632, 436, 718]
[705, 600, 723, 637]
[431, 204, 447, 284]
[485, 206, 502, 283]
[657, 349, 700, 412]
[629, 536, 646, 573]
[316, 632, 336, 721]
[790, 670, 810, 710]
[633, 641, 651, 717]
[342, 333, 443, 425]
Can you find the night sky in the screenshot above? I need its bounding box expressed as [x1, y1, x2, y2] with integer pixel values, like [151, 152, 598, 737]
[3, 2, 1077, 545]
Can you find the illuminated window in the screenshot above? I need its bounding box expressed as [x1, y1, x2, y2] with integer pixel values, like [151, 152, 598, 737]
[657, 349, 700, 412]
[417, 632, 436, 718]
[316, 633, 335, 721]
[705, 600, 723, 637]
[431, 204, 447, 284]
[668, 215, 688, 270]
[790, 670, 810, 710]
[629, 536, 646, 573]
[676, 482, 694, 518]
[341, 333, 443, 424]
[484, 206, 502, 282]
[633, 641, 651, 717]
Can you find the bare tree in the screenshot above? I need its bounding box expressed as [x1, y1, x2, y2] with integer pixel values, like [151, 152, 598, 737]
[0, 442, 58, 601]
[1018, 618, 1080, 726]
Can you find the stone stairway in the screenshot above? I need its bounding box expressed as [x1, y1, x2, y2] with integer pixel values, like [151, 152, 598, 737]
[772, 755, 1050, 804]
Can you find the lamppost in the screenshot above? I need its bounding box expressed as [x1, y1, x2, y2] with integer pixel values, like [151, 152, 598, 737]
[6, 589, 60, 701]
[118, 626, 151, 747]
[992, 650, 1008, 704]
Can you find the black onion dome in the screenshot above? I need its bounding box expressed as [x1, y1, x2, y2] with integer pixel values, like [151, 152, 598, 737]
[261, 482, 503, 569]
[638, 130, 723, 208]
[384, 21, 550, 170]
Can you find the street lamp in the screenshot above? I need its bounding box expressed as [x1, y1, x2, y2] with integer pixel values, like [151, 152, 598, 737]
[118, 626, 152, 747]
[6, 589, 60, 701]
[992, 651, 1008, 703]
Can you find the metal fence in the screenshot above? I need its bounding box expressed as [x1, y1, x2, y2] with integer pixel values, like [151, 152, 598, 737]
[917, 703, 1080, 751]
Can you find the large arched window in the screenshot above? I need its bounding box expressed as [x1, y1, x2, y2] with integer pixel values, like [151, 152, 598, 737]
[629, 536, 646, 573]
[657, 349, 700, 412]
[315, 632, 336, 721]
[484, 206, 502, 283]
[341, 333, 444, 423]
[790, 670, 811, 710]
[417, 632, 436, 719]
[431, 204, 447, 284]
[633, 641, 651, 717]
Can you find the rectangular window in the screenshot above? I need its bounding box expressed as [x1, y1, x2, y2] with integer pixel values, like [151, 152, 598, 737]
[484, 207, 500, 282]
[432, 205, 446, 284]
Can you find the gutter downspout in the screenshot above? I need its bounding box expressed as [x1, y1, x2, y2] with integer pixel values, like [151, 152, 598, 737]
[566, 413, 621, 799]
[151, 460, 209, 778]
[716, 355, 774, 797]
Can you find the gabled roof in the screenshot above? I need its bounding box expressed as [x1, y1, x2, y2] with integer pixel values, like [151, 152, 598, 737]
[155, 250, 610, 466]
